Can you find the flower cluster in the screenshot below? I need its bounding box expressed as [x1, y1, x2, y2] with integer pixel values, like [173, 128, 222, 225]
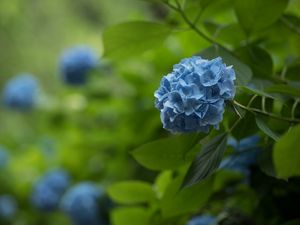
[154, 56, 236, 133]
[0, 195, 17, 219]
[31, 169, 70, 211]
[3, 74, 38, 111]
[187, 215, 216, 225]
[60, 182, 104, 225]
[59, 46, 98, 85]
[220, 135, 261, 176]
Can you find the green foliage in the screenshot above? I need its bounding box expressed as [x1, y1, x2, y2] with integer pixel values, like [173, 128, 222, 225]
[111, 207, 150, 225]
[108, 181, 156, 204]
[273, 124, 300, 179]
[103, 21, 171, 59]
[255, 116, 280, 141]
[234, 0, 289, 35]
[182, 133, 228, 188]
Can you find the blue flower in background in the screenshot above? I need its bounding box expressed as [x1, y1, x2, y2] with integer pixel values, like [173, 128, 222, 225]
[3, 74, 38, 111]
[59, 46, 98, 85]
[61, 182, 104, 225]
[31, 169, 70, 212]
[0, 195, 17, 219]
[187, 215, 216, 225]
[154, 56, 236, 133]
[220, 135, 261, 176]
[0, 147, 9, 169]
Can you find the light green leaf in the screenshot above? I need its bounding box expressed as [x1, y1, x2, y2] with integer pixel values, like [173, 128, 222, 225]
[108, 181, 156, 204]
[154, 171, 173, 198]
[103, 21, 171, 58]
[273, 124, 300, 179]
[161, 175, 213, 218]
[182, 133, 228, 188]
[255, 116, 280, 141]
[200, 46, 252, 86]
[131, 134, 205, 171]
[111, 207, 150, 225]
[234, 0, 289, 35]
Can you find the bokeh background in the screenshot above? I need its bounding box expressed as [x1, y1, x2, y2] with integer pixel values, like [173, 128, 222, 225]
[1, 0, 300, 225]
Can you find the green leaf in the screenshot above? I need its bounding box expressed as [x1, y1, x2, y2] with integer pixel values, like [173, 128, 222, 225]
[213, 170, 244, 192]
[161, 175, 213, 218]
[154, 171, 173, 198]
[182, 133, 228, 188]
[131, 134, 205, 171]
[255, 116, 280, 141]
[200, 46, 252, 86]
[235, 46, 273, 78]
[273, 124, 300, 179]
[237, 86, 277, 99]
[234, 0, 289, 34]
[265, 84, 300, 98]
[111, 207, 150, 225]
[108, 181, 156, 204]
[103, 21, 171, 59]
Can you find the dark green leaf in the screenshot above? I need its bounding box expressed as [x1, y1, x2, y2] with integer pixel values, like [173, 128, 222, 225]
[265, 84, 300, 98]
[255, 116, 280, 141]
[182, 133, 228, 188]
[161, 175, 213, 218]
[108, 181, 156, 204]
[131, 134, 205, 171]
[235, 46, 273, 78]
[200, 46, 252, 86]
[103, 21, 171, 58]
[234, 0, 289, 34]
[273, 124, 300, 179]
[237, 86, 277, 99]
[281, 219, 300, 225]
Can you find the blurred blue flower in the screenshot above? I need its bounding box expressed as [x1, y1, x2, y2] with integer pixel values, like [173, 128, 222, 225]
[61, 182, 104, 225]
[31, 169, 70, 211]
[0, 147, 9, 169]
[3, 74, 38, 111]
[59, 46, 98, 85]
[154, 56, 236, 133]
[0, 195, 17, 219]
[220, 135, 261, 176]
[187, 215, 216, 225]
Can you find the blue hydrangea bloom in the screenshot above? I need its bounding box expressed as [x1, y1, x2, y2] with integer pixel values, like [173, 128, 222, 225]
[220, 135, 261, 175]
[0, 195, 17, 219]
[59, 46, 98, 85]
[3, 74, 38, 110]
[60, 182, 104, 225]
[154, 56, 236, 133]
[31, 169, 70, 211]
[187, 215, 216, 225]
[0, 147, 9, 169]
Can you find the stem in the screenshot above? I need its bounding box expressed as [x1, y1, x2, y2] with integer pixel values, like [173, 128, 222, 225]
[247, 94, 258, 107]
[233, 100, 300, 123]
[291, 99, 299, 119]
[261, 96, 266, 112]
[165, 0, 232, 53]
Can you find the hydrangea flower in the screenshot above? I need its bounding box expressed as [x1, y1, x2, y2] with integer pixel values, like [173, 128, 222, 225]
[0, 195, 17, 219]
[60, 182, 104, 225]
[154, 56, 236, 133]
[220, 135, 261, 176]
[0, 147, 9, 169]
[31, 169, 70, 211]
[187, 215, 216, 225]
[3, 74, 38, 111]
[59, 46, 98, 85]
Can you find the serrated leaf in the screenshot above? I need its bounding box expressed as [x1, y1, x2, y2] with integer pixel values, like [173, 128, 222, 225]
[103, 21, 171, 59]
[255, 116, 280, 141]
[200, 46, 252, 86]
[182, 133, 228, 188]
[108, 181, 156, 204]
[273, 124, 300, 179]
[131, 133, 205, 171]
